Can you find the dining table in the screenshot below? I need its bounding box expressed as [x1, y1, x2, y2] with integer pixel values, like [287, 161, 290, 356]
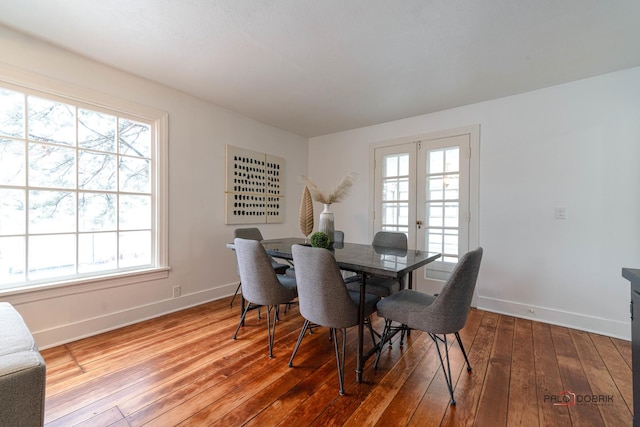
[258, 237, 441, 383]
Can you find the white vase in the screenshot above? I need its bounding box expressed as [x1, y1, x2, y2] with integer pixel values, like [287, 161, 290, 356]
[319, 204, 334, 242]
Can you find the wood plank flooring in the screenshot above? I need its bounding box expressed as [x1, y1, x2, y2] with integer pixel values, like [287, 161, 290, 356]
[41, 297, 633, 426]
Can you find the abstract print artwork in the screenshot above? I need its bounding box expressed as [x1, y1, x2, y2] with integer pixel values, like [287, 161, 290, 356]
[225, 145, 284, 224]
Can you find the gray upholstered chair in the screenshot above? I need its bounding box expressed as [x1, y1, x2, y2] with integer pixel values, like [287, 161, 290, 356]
[345, 231, 408, 297]
[288, 244, 380, 395]
[232, 238, 298, 358]
[375, 247, 483, 405]
[230, 227, 290, 307]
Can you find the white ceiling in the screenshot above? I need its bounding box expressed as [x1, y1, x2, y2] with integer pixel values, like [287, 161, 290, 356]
[1, 0, 639, 138]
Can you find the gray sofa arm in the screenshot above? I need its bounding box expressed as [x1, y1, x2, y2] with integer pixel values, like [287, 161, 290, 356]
[0, 303, 46, 426]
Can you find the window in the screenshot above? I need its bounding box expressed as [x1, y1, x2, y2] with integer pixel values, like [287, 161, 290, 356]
[0, 77, 168, 292]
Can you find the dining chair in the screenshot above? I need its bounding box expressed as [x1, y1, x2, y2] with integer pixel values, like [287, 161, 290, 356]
[375, 247, 483, 405]
[288, 244, 380, 395]
[345, 231, 408, 298]
[232, 238, 298, 358]
[230, 227, 290, 307]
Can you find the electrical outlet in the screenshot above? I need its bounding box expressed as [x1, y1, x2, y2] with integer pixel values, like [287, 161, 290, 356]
[173, 285, 181, 298]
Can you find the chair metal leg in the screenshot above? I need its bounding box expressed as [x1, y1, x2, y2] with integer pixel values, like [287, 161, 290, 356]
[229, 282, 242, 307]
[455, 332, 472, 372]
[232, 303, 252, 340]
[289, 319, 310, 367]
[374, 319, 392, 369]
[430, 333, 456, 405]
[266, 305, 278, 358]
[332, 328, 347, 395]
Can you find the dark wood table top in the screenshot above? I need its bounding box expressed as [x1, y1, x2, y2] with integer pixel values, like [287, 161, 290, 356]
[261, 237, 441, 278]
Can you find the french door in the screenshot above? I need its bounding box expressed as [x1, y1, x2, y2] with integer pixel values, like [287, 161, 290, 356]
[373, 128, 478, 294]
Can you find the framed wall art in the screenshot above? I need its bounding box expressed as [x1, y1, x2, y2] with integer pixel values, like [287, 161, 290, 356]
[225, 145, 284, 224]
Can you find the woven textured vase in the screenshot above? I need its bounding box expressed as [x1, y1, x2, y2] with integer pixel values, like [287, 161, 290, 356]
[319, 204, 334, 242]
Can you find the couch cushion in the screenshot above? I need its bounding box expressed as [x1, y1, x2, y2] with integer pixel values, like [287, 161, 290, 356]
[0, 302, 39, 357]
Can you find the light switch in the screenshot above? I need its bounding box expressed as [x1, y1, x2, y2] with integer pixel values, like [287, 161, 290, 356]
[555, 207, 567, 220]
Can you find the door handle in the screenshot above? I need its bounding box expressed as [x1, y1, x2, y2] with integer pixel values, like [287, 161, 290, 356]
[416, 220, 423, 229]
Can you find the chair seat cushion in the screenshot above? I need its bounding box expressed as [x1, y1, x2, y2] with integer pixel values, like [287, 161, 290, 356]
[276, 274, 298, 299]
[376, 289, 436, 327]
[345, 276, 400, 298]
[347, 291, 380, 317]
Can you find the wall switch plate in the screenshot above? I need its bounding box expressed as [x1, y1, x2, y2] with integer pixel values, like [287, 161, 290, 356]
[555, 207, 567, 220]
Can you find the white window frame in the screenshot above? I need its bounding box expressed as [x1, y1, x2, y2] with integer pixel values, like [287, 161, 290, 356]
[0, 64, 169, 299]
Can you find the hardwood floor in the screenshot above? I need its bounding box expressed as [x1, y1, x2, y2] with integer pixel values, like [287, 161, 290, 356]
[41, 297, 633, 426]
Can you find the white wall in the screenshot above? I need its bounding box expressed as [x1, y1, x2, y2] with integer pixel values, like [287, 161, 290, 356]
[309, 67, 640, 339]
[0, 25, 308, 348]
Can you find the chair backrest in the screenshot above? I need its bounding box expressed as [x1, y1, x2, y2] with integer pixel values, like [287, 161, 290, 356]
[414, 247, 483, 334]
[372, 231, 407, 250]
[234, 238, 292, 305]
[334, 230, 344, 243]
[234, 227, 264, 241]
[291, 244, 359, 329]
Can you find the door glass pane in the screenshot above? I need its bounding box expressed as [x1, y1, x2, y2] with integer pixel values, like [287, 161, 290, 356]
[381, 153, 410, 233]
[425, 146, 460, 264]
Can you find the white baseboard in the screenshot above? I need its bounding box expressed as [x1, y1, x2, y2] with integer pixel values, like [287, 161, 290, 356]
[35, 283, 239, 349]
[476, 296, 631, 340]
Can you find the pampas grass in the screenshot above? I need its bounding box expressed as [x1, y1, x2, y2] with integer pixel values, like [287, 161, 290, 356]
[299, 172, 357, 205]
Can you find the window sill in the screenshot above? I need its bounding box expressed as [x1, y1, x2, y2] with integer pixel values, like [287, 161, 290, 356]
[0, 267, 171, 304]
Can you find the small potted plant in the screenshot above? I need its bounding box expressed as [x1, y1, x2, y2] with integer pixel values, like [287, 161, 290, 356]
[310, 231, 331, 249]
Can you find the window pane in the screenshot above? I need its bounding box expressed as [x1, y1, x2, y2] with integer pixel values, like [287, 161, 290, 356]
[29, 190, 76, 234]
[79, 232, 117, 273]
[382, 178, 408, 201]
[78, 150, 117, 190]
[0, 88, 24, 138]
[429, 150, 444, 174]
[0, 189, 25, 235]
[427, 202, 443, 227]
[384, 155, 398, 177]
[0, 236, 25, 285]
[78, 109, 117, 152]
[0, 139, 25, 185]
[398, 154, 409, 176]
[428, 176, 444, 200]
[28, 143, 76, 189]
[444, 202, 459, 227]
[119, 119, 151, 158]
[79, 193, 116, 232]
[443, 174, 459, 200]
[28, 234, 76, 280]
[444, 230, 459, 262]
[427, 230, 442, 253]
[120, 157, 150, 193]
[28, 96, 76, 146]
[445, 148, 459, 173]
[382, 202, 409, 226]
[119, 195, 151, 230]
[119, 230, 151, 267]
